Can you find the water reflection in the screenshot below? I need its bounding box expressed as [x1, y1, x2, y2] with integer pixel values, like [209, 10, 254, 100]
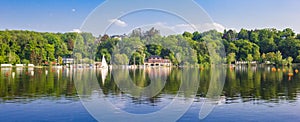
[73, 67, 201, 122]
[0, 68, 78, 103]
[1, 66, 300, 104]
[225, 65, 300, 104]
[0, 66, 300, 121]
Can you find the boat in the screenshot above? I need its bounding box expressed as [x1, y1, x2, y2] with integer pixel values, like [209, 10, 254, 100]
[100, 55, 108, 69]
[101, 68, 108, 85]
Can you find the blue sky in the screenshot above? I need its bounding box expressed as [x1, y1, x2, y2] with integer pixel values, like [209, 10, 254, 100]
[196, 0, 300, 32]
[0, 0, 299, 34]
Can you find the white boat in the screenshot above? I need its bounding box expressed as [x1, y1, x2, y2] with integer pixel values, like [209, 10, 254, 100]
[100, 56, 108, 69]
[101, 68, 108, 85]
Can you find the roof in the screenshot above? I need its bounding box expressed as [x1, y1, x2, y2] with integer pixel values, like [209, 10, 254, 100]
[148, 55, 162, 59]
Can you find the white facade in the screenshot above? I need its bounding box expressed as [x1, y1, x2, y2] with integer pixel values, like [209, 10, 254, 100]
[1, 64, 12, 67]
[28, 64, 35, 67]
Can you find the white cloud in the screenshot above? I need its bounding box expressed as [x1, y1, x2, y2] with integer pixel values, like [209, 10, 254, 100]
[71, 29, 81, 33]
[144, 22, 226, 35]
[109, 19, 128, 27]
[207, 23, 226, 32]
[172, 23, 225, 33]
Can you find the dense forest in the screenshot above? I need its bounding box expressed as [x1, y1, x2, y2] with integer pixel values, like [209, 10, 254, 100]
[1, 28, 300, 66]
[96, 28, 300, 66]
[0, 30, 98, 65]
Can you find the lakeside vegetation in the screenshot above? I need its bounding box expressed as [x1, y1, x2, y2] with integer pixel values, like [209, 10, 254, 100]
[1, 28, 300, 66]
[0, 30, 97, 65]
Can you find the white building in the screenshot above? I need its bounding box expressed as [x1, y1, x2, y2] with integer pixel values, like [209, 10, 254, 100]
[63, 58, 74, 64]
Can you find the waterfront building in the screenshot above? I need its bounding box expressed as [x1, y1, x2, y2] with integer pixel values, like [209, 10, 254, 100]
[144, 55, 172, 67]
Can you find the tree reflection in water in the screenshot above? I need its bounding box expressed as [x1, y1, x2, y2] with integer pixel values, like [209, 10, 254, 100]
[1, 66, 300, 105]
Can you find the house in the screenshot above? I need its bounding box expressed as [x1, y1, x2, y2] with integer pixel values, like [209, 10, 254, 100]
[144, 55, 172, 67]
[28, 64, 35, 67]
[0, 64, 12, 67]
[16, 64, 25, 67]
[63, 58, 74, 64]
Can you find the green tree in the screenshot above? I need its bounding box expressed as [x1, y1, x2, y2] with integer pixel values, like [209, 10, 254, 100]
[296, 34, 300, 40]
[146, 44, 162, 56]
[274, 51, 283, 64]
[130, 52, 144, 65]
[21, 59, 30, 64]
[227, 53, 236, 64]
[278, 37, 300, 59]
[253, 50, 261, 61]
[261, 53, 266, 63]
[246, 54, 253, 62]
[258, 29, 277, 53]
[7, 52, 20, 64]
[58, 56, 63, 65]
[281, 28, 295, 38]
[233, 39, 257, 61]
[113, 54, 129, 65]
[74, 53, 82, 63]
[0, 56, 5, 64]
[296, 56, 300, 63]
[227, 42, 238, 53]
[183, 31, 193, 38]
[287, 57, 293, 66]
[238, 29, 249, 40]
[222, 30, 237, 41]
[45, 44, 55, 61]
[266, 52, 276, 63]
[249, 31, 259, 43]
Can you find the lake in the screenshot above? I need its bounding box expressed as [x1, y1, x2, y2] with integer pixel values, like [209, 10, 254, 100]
[0, 65, 300, 122]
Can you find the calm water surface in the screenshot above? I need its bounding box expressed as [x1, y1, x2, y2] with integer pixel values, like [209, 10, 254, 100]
[0, 66, 300, 122]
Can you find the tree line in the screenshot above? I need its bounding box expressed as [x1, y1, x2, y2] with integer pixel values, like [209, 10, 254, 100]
[1, 28, 300, 66]
[97, 28, 300, 66]
[222, 28, 300, 65]
[0, 30, 98, 65]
